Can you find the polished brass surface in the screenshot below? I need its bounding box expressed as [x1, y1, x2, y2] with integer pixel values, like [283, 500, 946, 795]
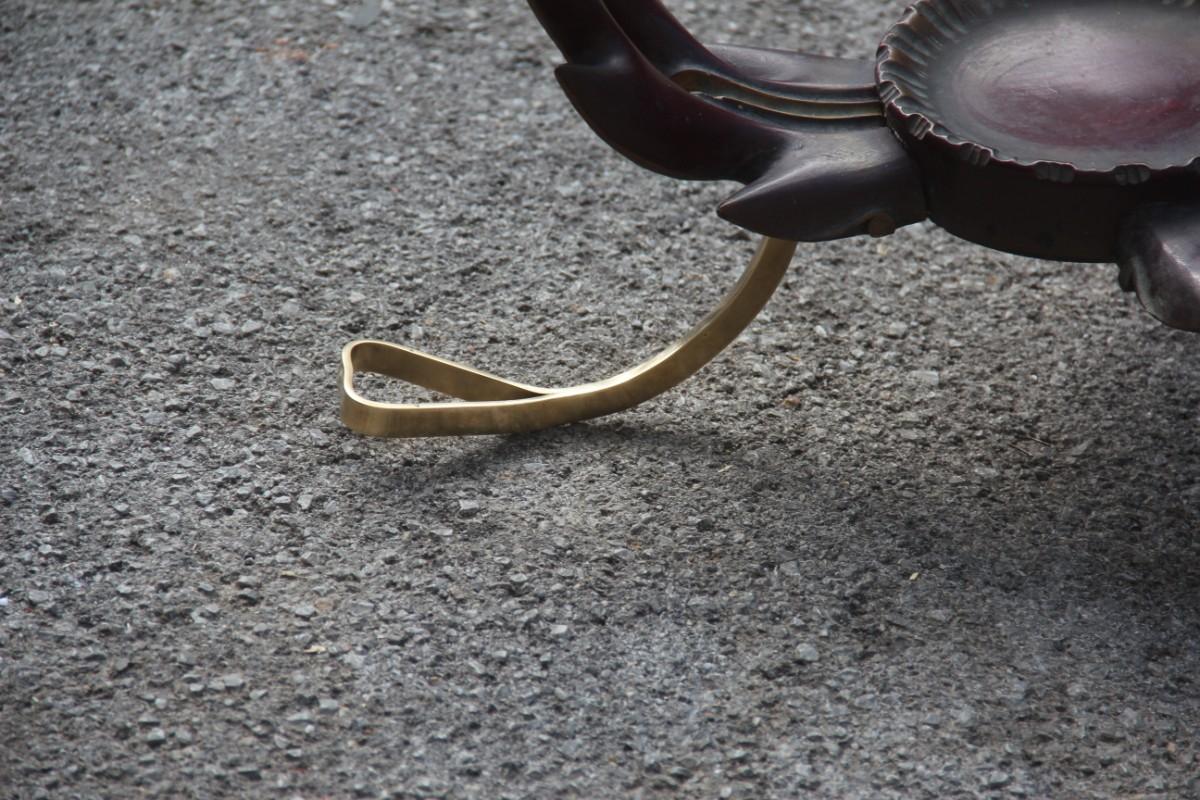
[341, 236, 798, 437]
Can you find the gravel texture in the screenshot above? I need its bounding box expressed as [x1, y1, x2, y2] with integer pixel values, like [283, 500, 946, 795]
[3, 1, 1199, 798]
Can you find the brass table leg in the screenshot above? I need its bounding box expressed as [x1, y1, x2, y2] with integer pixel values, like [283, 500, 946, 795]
[340, 236, 797, 437]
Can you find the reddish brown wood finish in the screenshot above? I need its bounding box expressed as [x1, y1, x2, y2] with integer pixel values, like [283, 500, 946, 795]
[1120, 204, 1200, 331]
[527, 0, 928, 242]
[526, 0, 1200, 331]
[877, 0, 1200, 263]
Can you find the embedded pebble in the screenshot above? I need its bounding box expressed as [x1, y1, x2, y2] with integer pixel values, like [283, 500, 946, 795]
[795, 643, 820, 664]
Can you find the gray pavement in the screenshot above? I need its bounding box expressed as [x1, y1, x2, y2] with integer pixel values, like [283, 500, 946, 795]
[1, 1, 1198, 797]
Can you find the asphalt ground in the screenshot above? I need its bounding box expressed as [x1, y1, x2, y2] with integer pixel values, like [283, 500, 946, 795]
[1, 1, 1198, 798]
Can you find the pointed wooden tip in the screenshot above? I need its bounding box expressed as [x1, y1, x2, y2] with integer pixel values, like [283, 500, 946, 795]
[718, 129, 926, 242]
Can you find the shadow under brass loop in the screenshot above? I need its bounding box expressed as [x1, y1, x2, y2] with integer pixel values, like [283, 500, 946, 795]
[340, 236, 798, 437]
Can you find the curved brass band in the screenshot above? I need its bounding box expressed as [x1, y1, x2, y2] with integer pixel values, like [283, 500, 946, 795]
[340, 236, 798, 437]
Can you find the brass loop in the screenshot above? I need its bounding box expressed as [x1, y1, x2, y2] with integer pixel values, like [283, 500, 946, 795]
[340, 236, 798, 437]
